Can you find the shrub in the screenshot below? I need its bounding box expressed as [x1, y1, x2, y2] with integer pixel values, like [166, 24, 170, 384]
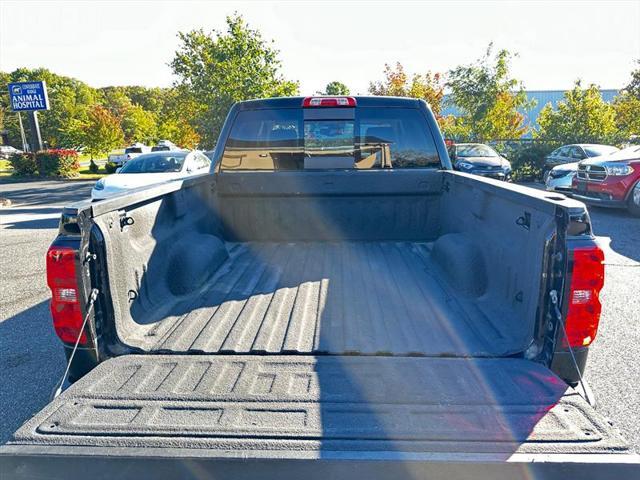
[36, 149, 80, 177]
[9, 152, 38, 176]
[104, 161, 118, 174]
[495, 142, 559, 182]
[89, 160, 100, 173]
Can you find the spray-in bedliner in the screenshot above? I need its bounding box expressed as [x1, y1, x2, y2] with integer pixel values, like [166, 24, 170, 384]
[137, 241, 527, 356]
[9, 355, 628, 455]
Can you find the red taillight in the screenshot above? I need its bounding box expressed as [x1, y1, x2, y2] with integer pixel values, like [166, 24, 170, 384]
[563, 245, 605, 348]
[46, 246, 87, 344]
[302, 96, 357, 107]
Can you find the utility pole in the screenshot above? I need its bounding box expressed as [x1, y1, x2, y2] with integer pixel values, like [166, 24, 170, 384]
[27, 111, 43, 152]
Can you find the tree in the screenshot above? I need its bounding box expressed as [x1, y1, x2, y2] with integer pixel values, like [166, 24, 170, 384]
[446, 44, 532, 140]
[80, 105, 124, 160]
[121, 104, 157, 144]
[614, 92, 640, 139]
[369, 62, 445, 118]
[0, 71, 13, 144]
[157, 118, 200, 148]
[122, 86, 168, 115]
[100, 86, 133, 119]
[170, 14, 299, 147]
[624, 59, 640, 100]
[324, 81, 350, 95]
[1, 68, 101, 148]
[437, 115, 472, 142]
[155, 86, 201, 148]
[536, 81, 617, 143]
[613, 61, 640, 139]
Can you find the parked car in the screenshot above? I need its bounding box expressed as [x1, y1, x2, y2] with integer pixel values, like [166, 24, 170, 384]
[151, 139, 180, 151]
[6, 97, 637, 477]
[544, 144, 619, 179]
[449, 143, 511, 180]
[91, 150, 211, 200]
[107, 143, 152, 167]
[0, 145, 22, 159]
[545, 162, 579, 192]
[572, 145, 640, 216]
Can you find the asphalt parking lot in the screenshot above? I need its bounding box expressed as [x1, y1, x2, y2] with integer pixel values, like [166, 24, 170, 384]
[1, 179, 638, 451]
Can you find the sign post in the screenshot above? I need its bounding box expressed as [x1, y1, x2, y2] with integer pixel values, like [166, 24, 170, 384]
[7, 81, 49, 152]
[16, 113, 28, 152]
[26, 111, 43, 152]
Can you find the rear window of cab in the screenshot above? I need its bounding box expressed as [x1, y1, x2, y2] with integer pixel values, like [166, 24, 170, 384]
[220, 107, 440, 171]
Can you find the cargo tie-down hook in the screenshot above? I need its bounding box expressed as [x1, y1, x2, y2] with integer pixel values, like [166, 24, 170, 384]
[516, 211, 531, 230]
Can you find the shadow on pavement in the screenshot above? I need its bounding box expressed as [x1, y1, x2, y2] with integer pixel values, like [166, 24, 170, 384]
[0, 207, 62, 215]
[588, 206, 640, 263]
[0, 181, 93, 206]
[0, 300, 65, 444]
[3, 217, 60, 230]
[1, 207, 62, 230]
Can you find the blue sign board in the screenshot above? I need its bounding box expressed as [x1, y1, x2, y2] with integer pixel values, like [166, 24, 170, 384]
[8, 81, 49, 111]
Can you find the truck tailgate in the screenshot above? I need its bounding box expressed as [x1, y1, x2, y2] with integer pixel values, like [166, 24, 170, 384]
[2, 355, 637, 479]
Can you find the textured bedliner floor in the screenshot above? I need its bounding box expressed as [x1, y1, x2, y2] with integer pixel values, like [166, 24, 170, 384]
[9, 355, 628, 455]
[141, 242, 520, 356]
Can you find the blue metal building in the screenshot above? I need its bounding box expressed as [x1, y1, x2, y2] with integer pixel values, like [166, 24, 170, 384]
[441, 89, 620, 135]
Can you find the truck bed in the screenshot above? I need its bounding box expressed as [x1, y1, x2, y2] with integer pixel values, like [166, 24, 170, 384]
[137, 241, 523, 356]
[94, 170, 558, 359]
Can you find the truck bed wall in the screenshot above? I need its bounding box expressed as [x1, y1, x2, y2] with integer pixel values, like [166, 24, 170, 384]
[216, 170, 442, 241]
[91, 170, 559, 356]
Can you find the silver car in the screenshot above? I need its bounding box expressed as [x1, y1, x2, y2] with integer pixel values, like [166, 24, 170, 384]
[545, 162, 579, 192]
[0, 145, 22, 159]
[544, 144, 619, 180]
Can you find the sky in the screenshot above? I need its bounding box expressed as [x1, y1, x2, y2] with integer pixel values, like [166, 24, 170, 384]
[1, 0, 639, 94]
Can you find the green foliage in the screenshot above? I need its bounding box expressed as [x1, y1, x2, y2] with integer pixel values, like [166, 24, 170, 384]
[536, 81, 617, 143]
[439, 115, 472, 142]
[9, 152, 38, 175]
[324, 81, 350, 95]
[170, 14, 299, 147]
[99, 87, 159, 144]
[155, 87, 201, 148]
[36, 149, 80, 177]
[0, 68, 100, 148]
[2, 35, 635, 160]
[8, 149, 80, 177]
[369, 62, 445, 118]
[624, 59, 640, 100]
[100, 86, 133, 119]
[157, 117, 200, 149]
[81, 105, 125, 160]
[0, 69, 195, 152]
[446, 44, 533, 141]
[496, 142, 559, 181]
[105, 161, 119, 174]
[120, 86, 168, 115]
[614, 92, 640, 139]
[121, 104, 157, 144]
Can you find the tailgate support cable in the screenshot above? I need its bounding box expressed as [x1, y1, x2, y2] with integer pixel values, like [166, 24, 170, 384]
[52, 288, 99, 399]
[549, 289, 595, 406]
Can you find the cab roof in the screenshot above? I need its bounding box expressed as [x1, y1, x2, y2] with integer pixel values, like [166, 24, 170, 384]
[235, 96, 425, 110]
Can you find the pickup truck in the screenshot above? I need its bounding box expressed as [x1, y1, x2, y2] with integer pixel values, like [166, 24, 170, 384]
[2, 96, 638, 479]
[107, 143, 152, 167]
